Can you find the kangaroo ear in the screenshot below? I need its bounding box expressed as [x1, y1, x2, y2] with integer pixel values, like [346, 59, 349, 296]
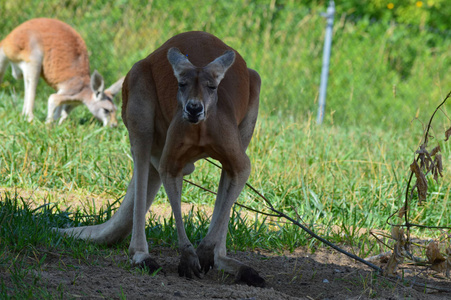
[204, 50, 235, 84]
[105, 76, 125, 98]
[91, 70, 105, 93]
[167, 47, 194, 81]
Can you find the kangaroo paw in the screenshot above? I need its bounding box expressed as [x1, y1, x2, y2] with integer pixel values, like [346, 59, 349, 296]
[196, 243, 215, 274]
[178, 245, 201, 279]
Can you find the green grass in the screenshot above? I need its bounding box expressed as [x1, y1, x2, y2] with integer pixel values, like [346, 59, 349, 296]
[1, 90, 449, 243]
[0, 1, 450, 297]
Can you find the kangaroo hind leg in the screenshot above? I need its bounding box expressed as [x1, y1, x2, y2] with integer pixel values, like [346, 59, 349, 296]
[196, 67, 263, 287]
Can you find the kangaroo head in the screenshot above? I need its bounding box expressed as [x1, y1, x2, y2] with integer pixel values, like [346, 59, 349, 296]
[167, 47, 235, 124]
[89, 70, 124, 127]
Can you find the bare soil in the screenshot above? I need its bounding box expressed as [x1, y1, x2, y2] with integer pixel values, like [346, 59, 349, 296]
[2, 245, 451, 299]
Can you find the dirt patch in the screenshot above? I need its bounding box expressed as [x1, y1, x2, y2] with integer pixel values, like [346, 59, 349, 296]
[2, 246, 450, 299]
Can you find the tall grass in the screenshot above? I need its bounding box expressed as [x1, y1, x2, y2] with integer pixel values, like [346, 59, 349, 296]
[1, 89, 450, 236]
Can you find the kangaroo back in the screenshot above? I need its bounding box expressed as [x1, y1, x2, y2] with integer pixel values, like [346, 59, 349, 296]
[1, 18, 90, 89]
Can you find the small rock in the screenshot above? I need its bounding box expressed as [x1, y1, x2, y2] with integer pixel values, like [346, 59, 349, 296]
[323, 279, 329, 283]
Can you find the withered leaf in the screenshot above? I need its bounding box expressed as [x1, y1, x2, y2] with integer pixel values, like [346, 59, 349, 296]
[430, 145, 441, 156]
[427, 243, 448, 274]
[384, 252, 402, 277]
[388, 210, 407, 268]
[391, 226, 405, 242]
[410, 159, 421, 175]
[416, 144, 428, 170]
[384, 228, 407, 277]
[445, 127, 451, 142]
[410, 160, 428, 204]
[426, 242, 445, 264]
[391, 226, 400, 241]
[397, 206, 406, 219]
[432, 154, 443, 182]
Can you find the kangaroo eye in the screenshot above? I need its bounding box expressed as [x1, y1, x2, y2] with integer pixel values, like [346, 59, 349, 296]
[103, 108, 110, 114]
[178, 82, 187, 88]
[208, 85, 217, 90]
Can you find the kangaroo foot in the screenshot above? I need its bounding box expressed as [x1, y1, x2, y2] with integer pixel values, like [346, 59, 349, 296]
[196, 243, 215, 274]
[178, 245, 201, 279]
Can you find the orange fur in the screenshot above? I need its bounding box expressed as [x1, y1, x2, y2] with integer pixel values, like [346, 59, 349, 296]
[2, 18, 90, 90]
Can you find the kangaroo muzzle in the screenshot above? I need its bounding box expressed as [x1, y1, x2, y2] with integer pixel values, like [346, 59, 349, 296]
[184, 100, 205, 123]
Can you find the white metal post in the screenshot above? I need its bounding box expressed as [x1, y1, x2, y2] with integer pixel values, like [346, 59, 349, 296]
[317, 0, 335, 124]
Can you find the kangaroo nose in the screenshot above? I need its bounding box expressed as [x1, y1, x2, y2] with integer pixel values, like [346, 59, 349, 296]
[185, 101, 204, 116]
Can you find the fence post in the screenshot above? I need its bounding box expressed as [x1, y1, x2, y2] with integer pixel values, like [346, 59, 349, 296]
[317, 0, 335, 124]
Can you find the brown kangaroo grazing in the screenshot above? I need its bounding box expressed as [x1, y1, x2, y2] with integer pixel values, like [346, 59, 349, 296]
[56, 31, 264, 286]
[0, 18, 124, 127]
